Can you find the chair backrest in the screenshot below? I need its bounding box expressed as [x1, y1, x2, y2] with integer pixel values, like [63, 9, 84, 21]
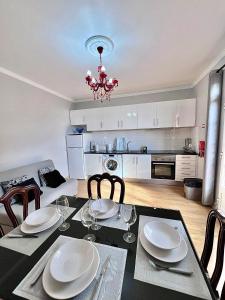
[0, 185, 41, 228]
[87, 173, 125, 204]
[201, 209, 225, 297]
[0, 225, 4, 237]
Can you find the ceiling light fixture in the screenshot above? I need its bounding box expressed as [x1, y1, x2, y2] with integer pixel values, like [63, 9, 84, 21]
[85, 36, 118, 101]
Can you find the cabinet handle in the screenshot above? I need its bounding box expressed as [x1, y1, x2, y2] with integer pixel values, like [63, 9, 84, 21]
[100, 121, 103, 128]
[153, 118, 155, 127]
[118, 120, 120, 128]
[157, 118, 159, 127]
[120, 120, 123, 128]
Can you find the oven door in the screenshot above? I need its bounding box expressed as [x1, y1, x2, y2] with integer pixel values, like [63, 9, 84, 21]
[151, 161, 175, 180]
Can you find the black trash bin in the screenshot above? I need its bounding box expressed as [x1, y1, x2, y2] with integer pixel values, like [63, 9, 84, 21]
[183, 178, 203, 201]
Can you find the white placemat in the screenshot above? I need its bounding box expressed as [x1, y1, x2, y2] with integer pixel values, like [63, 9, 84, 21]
[0, 207, 76, 256]
[134, 215, 213, 300]
[72, 201, 129, 231]
[13, 235, 127, 300]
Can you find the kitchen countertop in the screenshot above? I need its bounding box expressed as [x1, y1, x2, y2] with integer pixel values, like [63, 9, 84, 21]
[84, 150, 197, 155]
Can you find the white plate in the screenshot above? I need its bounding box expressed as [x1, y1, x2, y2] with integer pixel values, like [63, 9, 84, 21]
[92, 203, 118, 220]
[43, 243, 100, 299]
[91, 199, 114, 214]
[25, 207, 57, 227]
[50, 240, 94, 283]
[21, 212, 60, 234]
[144, 221, 181, 250]
[140, 228, 188, 263]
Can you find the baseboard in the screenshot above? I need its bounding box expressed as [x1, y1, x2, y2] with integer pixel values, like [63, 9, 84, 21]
[124, 178, 183, 186]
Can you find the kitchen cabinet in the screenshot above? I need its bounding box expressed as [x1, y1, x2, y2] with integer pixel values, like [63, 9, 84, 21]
[123, 154, 151, 179]
[119, 105, 138, 130]
[137, 101, 177, 129]
[137, 102, 156, 129]
[70, 98, 196, 131]
[175, 155, 197, 181]
[86, 108, 104, 131]
[70, 109, 88, 125]
[84, 154, 102, 176]
[156, 101, 177, 128]
[175, 98, 196, 127]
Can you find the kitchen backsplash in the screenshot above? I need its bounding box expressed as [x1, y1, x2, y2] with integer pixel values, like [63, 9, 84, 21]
[83, 128, 195, 152]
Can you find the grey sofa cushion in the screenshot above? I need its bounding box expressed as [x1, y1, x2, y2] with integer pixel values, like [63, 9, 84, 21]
[0, 160, 54, 187]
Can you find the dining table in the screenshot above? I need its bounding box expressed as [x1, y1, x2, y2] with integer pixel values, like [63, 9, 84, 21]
[0, 197, 216, 300]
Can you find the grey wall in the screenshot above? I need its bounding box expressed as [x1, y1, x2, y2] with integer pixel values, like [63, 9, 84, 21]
[71, 88, 195, 109]
[0, 73, 71, 176]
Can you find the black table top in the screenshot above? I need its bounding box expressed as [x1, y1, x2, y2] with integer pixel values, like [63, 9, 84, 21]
[0, 198, 214, 300]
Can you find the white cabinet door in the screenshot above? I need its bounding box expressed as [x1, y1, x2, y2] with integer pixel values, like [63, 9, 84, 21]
[70, 110, 87, 125]
[86, 108, 104, 131]
[137, 103, 157, 129]
[176, 99, 196, 127]
[84, 154, 102, 176]
[67, 148, 85, 179]
[123, 155, 137, 178]
[136, 155, 151, 179]
[102, 107, 121, 131]
[156, 101, 177, 128]
[120, 105, 138, 130]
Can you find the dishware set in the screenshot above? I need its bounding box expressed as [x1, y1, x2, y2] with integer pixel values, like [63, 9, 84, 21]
[41, 239, 100, 299]
[140, 221, 191, 273]
[19, 207, 60, 235]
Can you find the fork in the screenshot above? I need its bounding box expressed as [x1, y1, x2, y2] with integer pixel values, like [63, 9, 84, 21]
[149, 259, 193, 276]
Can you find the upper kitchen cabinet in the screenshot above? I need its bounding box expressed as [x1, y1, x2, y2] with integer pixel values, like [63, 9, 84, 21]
[70, 109, 88, 125]
[137, 102, 156, 129]
[175, 98, 196, 127]
[156, 101, 177, 128]
[119, 105, 138, 130]
[86, 108, 104, 131]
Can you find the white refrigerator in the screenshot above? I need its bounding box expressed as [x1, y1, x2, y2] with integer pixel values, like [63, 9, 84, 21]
[66, 135, 85, 179]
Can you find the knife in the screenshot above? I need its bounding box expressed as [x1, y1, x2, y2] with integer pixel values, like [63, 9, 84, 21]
[7, 234, 38, 238]
[92, 255, 111, 300]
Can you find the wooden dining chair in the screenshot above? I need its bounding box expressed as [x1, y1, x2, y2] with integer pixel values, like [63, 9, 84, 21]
[0, 225, 4, 237]
[200, 209, 225, 298]
[87, 172, 125, 204]
[0, 185, 41, 228]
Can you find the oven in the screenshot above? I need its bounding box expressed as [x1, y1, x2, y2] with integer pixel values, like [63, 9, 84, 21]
[151, 155, 176, 180]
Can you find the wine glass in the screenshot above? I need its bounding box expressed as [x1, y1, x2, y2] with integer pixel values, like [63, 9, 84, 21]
[90, 198, 102, 231]
[121, 205, 137, 243]
[56, 196, 70, 231]
[81, 202, 96, 242]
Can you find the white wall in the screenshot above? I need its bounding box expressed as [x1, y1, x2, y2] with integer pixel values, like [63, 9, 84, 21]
[0, 73, 71, 176]
[83, 128, 194, 152]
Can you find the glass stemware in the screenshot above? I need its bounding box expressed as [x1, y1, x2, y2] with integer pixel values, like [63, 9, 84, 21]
[81, 202, 96, 242]
[56, 196, 70, 231]
[121, 204, 137, 243]
[90, 198, 102, 231]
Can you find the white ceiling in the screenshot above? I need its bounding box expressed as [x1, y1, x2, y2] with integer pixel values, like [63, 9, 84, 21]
[0, 0, 225, 101]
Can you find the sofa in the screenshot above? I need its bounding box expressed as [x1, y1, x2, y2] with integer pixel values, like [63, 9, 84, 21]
[0, 160, 77, 232]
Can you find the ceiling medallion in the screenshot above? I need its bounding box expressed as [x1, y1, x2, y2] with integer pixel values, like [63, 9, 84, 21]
[85, 35, 118, 101]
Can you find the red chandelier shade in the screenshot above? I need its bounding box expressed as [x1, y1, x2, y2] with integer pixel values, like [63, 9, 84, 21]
[85, 46, 118, 101]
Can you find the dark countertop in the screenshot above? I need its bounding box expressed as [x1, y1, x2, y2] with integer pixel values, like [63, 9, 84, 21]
[84, 150, 197, 155]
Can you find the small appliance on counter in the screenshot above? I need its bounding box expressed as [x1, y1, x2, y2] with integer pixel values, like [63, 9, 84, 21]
[141, 146, 148, 153]
[183, 138, 195, 153]
[90, 141, 96, 152]
[115, 137, 126, 152]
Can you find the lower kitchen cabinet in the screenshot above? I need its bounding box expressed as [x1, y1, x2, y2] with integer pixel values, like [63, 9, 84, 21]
[123, 154, 151, 179]
[84, 154, 102, 176]
[175, 155, 197, 181]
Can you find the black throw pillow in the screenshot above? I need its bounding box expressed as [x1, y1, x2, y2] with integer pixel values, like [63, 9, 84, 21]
[43, 170, 66, 188]
[11, 178, 43, 204]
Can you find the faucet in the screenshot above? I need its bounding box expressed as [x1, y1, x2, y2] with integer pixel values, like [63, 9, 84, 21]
[127, 141, 132, 152]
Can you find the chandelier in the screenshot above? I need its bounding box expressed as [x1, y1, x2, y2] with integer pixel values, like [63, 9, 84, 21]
[85, 45, 118, 101]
